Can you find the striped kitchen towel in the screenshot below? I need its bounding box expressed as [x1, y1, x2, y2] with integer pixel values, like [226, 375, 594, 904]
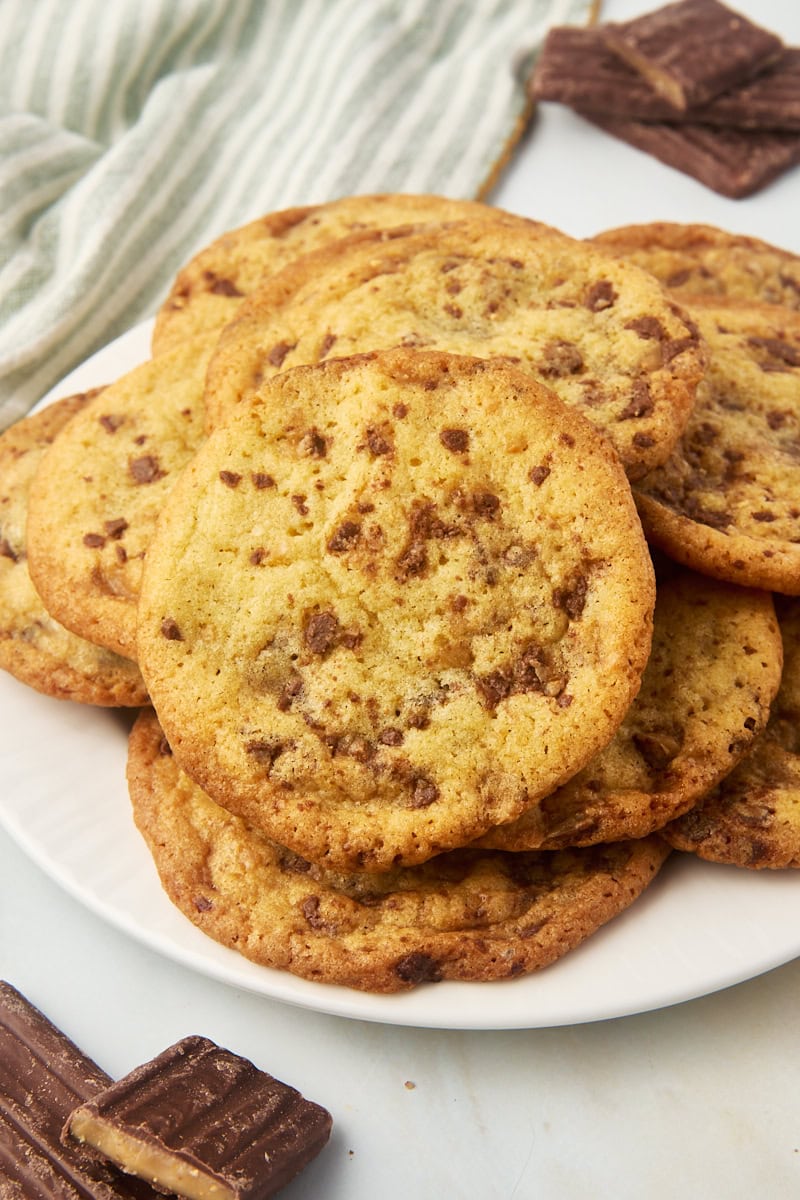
[0, 0, 592, 428]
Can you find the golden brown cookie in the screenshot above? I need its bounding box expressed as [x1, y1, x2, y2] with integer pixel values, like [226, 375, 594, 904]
[662, 597, 800, 869]
[0, 394, 147, 705]
[137, 350, 656, 872]
[590, 221, 800, 309]
[634, 298, 800, 594]
[203, 219, 706, 480]
[129, 708, 671, 993]
[152, 193, 551, 355]
[26, 338, 213, 660]
[474, 567, 782, 851]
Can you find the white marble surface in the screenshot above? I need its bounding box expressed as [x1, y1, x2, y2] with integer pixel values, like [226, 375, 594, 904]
[3, 1, 800, 1197]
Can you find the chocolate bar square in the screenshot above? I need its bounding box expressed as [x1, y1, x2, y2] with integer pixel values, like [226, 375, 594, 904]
[65, 1035, 333, 1200]
[579, 111, 800, 198]
[602, 0, 784, 111]
[532, 27, 800, 132]
[0, 980, 158, 1198]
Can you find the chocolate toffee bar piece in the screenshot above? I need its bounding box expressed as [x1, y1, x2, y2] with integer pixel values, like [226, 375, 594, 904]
[0, 979, 158, 1198]
[580, 111, 800, 198]
[602, 0, 784, 112]
[65, 1036, 333, 1200]
[533, 27, 800, 131]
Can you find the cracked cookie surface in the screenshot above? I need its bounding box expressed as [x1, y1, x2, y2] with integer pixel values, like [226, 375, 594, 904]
[0, 395, 147, 705]
[474, 567, 782, 851]
[128, 708, 671, 992]
[634, 298, 800, 594]
[137, 350, 655, 871]
[26, 338, 214, 659]
[151, 193, 550, 355]
[203, 218, 706, 480]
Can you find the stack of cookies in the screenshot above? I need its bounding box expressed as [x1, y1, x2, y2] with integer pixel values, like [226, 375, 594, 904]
[2, 192, 798, 994]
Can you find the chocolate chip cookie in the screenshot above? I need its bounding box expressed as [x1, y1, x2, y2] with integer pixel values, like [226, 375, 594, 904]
[633, 298, 800, 593]
[137, 350, 656, 872]
[128, 708, 671, 992]
[475, 566, 782, 850]
[26, 339, 213, 659]
[662, 596, 800, 869]
[203, 219, 706, 480]
[591, 221, 800, 309]
[0, 395, 147, 705]
[152, 193, 551, 355]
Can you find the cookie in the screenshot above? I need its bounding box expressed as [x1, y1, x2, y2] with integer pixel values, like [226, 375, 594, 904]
[137, 350, 656, 872]
[662, 597, 800, 869]
[0, 394, 147, 706]
[591, 221, 800, 309]
[128, 708, 671, 993]
[633, 298, 800, 594]
[203, 218, 707, 480]
[151, 193, 551, 355]
[26, 338, 214, 660]
[474, 567, 782, 850]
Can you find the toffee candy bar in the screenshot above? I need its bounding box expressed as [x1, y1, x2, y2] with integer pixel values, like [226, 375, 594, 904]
[602, 0, 784, 112]
[533, 28, 800, 132]
[580, 112, 800, 199]
[0, 979, 158, 1199]
[65, 1035, 333, 1200]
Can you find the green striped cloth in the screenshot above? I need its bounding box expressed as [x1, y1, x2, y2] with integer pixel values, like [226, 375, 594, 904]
[0, 0, 591, 428]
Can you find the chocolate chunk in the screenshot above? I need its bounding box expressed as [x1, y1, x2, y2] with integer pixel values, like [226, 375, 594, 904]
[602, 0, 784, 112]
[533, 28, 800, 131]
[129, 454, 166, 484]
[65, 1035, 332, 1200]
[578, 111, 800, 198]
[0, 981, 158, 1198]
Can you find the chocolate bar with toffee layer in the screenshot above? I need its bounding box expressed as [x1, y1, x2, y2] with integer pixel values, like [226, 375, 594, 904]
[532, 28, 800, 132]
[0, 980, 158, 1198]
[65, 1035, 333, 1200]
[602, 0, 784, 112]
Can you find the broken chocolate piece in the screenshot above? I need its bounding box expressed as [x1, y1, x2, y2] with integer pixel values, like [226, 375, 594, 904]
[532, 28, 800, 131]
[0, 980, 158, 1198]
[579, 112, 800, 198]
[65, 1035, 333, 1200]
[602, 0, 784, 112]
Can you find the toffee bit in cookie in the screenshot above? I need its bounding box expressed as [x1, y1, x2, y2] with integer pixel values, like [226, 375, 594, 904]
[379, 727, 404, 746]
[326, 520, 361, 553]
[619, 381, 655, 420]
[394, 951, 443, 984]
[529, 464, 551, 486]
[440, 427, 470, 453]
[291, 494, 309, 515]
[103, 517, 128, 539]
[625, 315, 667, 341]
[472, 491, 501, 520]
[251, 471, 276, 489]
[364, 426, 393, 456]
[299, 428, 328, 457]
[410, 775, 439, 808]
[318, 331, 337, 359]
[304, 610, 340, 655]
[219, 470, 242, 487]
[208, 276, 243, 297]
[82, 532, 106, 548]
[160, 617, 184, 641]
[129, 454, 166, 484]
[267, 340, 296, 368]
[584, 280, 616, 311]
[554, 576, 589, 620]
[245, 739, 287, 769]
[98, 413, 124, 434]
[538, 339, 584, 378]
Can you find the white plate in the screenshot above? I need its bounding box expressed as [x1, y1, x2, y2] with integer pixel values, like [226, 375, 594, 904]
[2, 321, 799, 1031]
